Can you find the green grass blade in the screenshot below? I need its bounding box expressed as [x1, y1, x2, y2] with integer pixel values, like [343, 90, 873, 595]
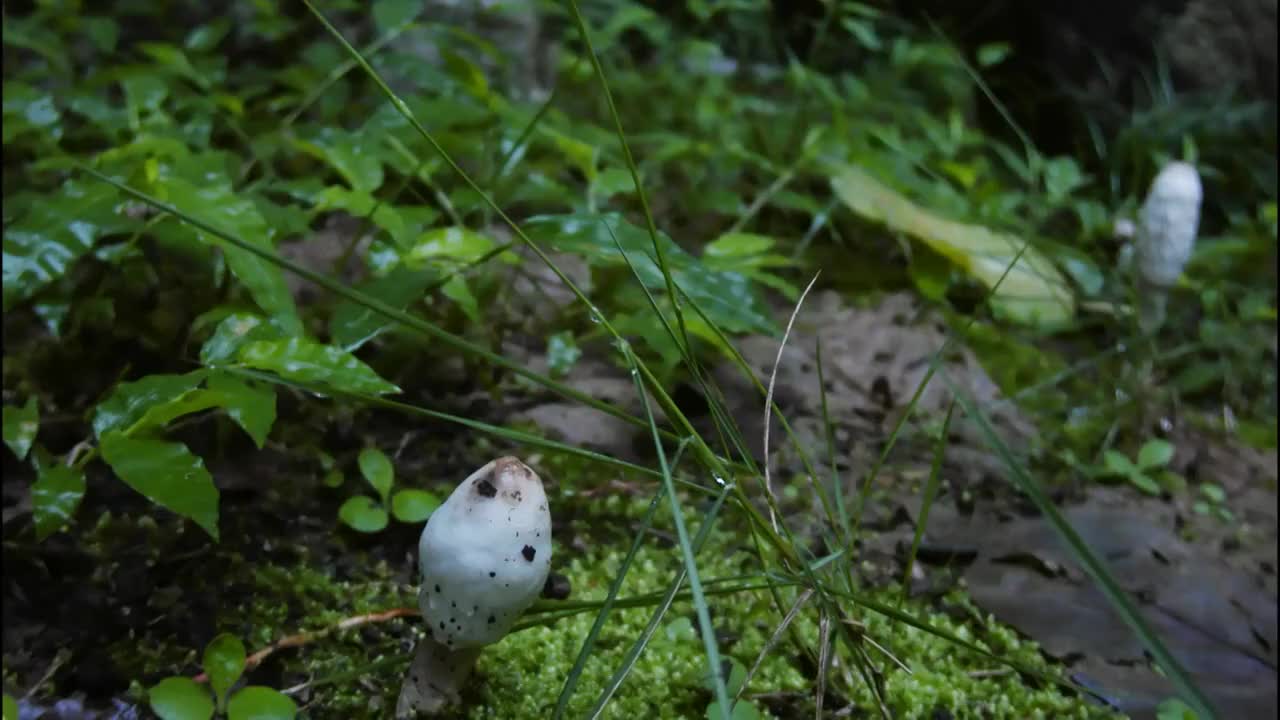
[621, 342, 731, 720]
[565, 0, 695, 360]
[552, 461, 673, 718]
[900, 399, 955, 601]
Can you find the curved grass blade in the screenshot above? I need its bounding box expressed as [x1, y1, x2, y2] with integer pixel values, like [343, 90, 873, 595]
[552, 453, 676, 718]
[900, 399, 954, 600]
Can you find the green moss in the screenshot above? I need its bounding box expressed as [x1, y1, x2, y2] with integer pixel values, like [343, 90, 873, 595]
[87, 478, 1116, 720]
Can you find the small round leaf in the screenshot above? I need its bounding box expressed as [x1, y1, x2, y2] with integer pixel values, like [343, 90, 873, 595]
[391, 489, 440, 523]
[227, 686, 297, 720]
[338, 495, 388, 533]
[1137, 439, 1175, 469]
[203, 633, 246, 708]
[357, 447, 394, 503]
[150, 677, 214, 720]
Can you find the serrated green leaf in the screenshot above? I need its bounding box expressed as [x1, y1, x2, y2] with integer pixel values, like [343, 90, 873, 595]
[339, 495, 388, 533]
[203, 634, 246, 710]
[99, 432, 220, 540]
[227, 686, 297, 720]
[391, 489, 439, 523]
[2, 180, 133, 311]
[149, 677, 214, 720]
[3, 397, 39, 460]
[358, 448, 394, 503]
[1137, 439, 1176, 470]
[92, 371, 209, 438]
[206, 373, 276, 448]
[330, 267, 433, 351]
[32, 464, 85, 540]
[157, 175, 302, 335]
[236, 337, 400, 396]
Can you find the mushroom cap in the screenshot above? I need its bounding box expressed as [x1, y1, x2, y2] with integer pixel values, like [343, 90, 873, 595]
[417, 457, 552, 649]
[1136, 161, 1202, 287]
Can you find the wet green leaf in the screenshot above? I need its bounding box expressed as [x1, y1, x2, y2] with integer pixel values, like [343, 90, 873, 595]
[404, 227, 496, 266]
[203, 633, 246, 710]
[150, 677, 214, 720]
[227, 686, 297, 720]
[236, 337, 401, 396]
[3, 180, 131, 311]
[358, 447, 394, 503]
[99, 432, 220, 540]
[3, 397, 39, 460]
[138, 42, 209, 89]
[1199, 483, 1226, 504]
[977, 42, 1011, 67]
[330, 267, 433, 351]
[440, 275, 480, 323]
[32, 464, 85, 540]
[1102, 450, 1138, 477]
[207, 373, 277, 448]
[1137, 439, 1175, 469]
[546, 331, 582, 377]
[3, 81, 62, 142]
[830, 164, 1074, 327]
[92, 371, 209, 438]
[295, 128, 384, 193]
[312, 186, 405, 242]
[185, 20, 232, 53]
[157, 175, 302, 335]
[391, 489, 440, 523]
[373, 0, 418, 34]
[200, 313, 285, 365]
[1129, 472, 1162, 496]
[525, 213, 776, 334]
[339, 495, 388, 533]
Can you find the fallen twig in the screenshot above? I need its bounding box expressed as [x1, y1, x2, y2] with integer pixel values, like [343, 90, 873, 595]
[192, 607, 419, 683]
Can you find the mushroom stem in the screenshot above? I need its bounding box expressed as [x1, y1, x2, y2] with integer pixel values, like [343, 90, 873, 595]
[396, 636, 482, 718]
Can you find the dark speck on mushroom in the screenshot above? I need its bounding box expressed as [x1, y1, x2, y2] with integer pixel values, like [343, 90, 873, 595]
[439, 621, 445, 630]
[475, 478, 497, 498]
[522, 545, 536, 562]
[489, 571, 496, 578]
[488, 615, 496, 624]
[434, 584, 441, 593]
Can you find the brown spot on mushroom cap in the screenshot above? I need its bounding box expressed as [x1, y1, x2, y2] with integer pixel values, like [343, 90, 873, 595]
[475, 477, 497, 498]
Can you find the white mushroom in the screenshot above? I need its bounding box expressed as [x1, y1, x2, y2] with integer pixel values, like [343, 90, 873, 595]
[396, 457, 552, 717]
[1134, 161, 1203, 332]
